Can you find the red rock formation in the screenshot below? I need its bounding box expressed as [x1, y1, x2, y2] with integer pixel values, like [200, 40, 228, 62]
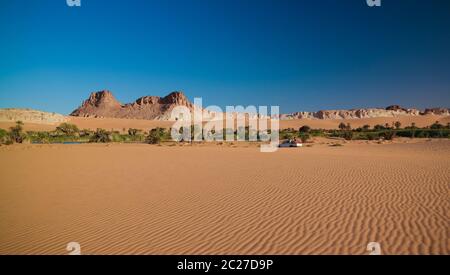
[71, 90, 195, 120]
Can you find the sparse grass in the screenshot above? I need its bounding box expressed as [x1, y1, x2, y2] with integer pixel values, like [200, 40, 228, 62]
[2, 122, 449, 146]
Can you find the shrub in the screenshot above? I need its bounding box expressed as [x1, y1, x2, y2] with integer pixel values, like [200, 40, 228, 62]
[281, 131, 295, 140]
[374, 124, 385, 131]
[366, 133, 378, 141]
[383, 130, 396, 140]
[146, 128, 162, 144]
[0, 128, 11, 144]
[56, 123, 79, 136]
[34, 132, 51, 143]
[342, 131, 353, 141]
[89, 129, 112, 143]
[299, 133, 310, 143]
[310, 129, 325, 137]
[79, 129, 93, 137]
[430, 122, 444, 130]
[357, 132, 378, 140]
[299, 125, 311, 134]
[128, 128, 142, 136]
[9, 121, 26, 143]
[338, 122, 347, 131]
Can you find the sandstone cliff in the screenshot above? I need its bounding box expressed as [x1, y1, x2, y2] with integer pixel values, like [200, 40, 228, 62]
[0, 109, 67, 124]
[280, 106, 449, 120]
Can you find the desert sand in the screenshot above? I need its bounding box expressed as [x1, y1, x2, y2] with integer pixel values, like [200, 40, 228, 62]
[0, 115, 449, 132]
[0, 139, 448, 255]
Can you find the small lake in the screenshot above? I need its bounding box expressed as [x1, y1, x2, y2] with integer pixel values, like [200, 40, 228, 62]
[32, 142, 85, 145]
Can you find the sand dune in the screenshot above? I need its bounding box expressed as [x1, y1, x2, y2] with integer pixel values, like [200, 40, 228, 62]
[0, 140, 448, 255]
[0, 115, 448, 132]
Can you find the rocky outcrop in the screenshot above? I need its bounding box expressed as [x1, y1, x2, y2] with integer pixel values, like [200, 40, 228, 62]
[71, 90, 195, 120]
[0, 109, 67, 124]
[71, 92, 450, 121]
[422, 108, 450, 116]
[281, 105, 448, 120]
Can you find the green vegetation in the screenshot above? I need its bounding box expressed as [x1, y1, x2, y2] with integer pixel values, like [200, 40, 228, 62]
[1, 121, 449, 146]
[90, 129, 113, 143]
[56, 123, 80, 136]
[0, 128, 12, 145]
[146, 128, 168, 144]
[299, 133, 310, 143]
[290, 122, 450, 142]
[299, 125, 311, 134]
[8, 121, 26, 144]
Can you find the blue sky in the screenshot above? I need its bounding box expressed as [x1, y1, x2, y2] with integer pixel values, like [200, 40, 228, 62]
[0, 0, 449, 114]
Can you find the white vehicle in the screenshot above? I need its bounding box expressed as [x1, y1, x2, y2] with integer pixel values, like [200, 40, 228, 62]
[279, 139, 303, 148]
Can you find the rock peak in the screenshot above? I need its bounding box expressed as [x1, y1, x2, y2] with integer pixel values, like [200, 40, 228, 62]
[160, 91, 189, 105]
[71, 90, 194, 120]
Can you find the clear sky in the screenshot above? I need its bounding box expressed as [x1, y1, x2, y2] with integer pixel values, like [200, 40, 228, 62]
[0, 0, 449, 114]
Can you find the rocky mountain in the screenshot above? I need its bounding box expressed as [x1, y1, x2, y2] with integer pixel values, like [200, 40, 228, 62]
[71, 90, 196, 120]
[0, 109, 67, 124]
[71, 91, 449, 121]
[280, 105, 449, 120]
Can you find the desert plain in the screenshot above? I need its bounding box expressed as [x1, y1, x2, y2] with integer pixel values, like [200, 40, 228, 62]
[0, 130, 448, 255]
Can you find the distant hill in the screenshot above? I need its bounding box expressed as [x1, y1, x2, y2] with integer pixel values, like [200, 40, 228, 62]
[70, 90, 449, 121]
[281, 106, 450, 120]
[0, 109, 67, 125]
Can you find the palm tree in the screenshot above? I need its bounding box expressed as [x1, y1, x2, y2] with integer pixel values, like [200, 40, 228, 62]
[394, 121, 402, 129]
[338, 122, 347, 131]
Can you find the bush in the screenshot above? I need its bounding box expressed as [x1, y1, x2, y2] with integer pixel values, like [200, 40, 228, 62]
[338, 122, 347, 130]
[79, 129, 93, 138]
[383, 130, 396, 140]
[310, 129, 325, 137]
[299, 133, 310, 143]
[9, 121, 26, 143]
[299, 125, 311, 134]
[357, 132, 378, 140]
[0, 128, 12, 145]
[281, 131, 295, 140]
[128, 128, 142, 136]
[430, 122, 444, 130]
[374, 124, 387, 131]
[366, 133, 378, 140]
[89, 129, 112, 143]
[56, 123, 79, 136]
[34, 132, 51, 143]
[342, 131, 353, 141]
[146, 128, 163, 144]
